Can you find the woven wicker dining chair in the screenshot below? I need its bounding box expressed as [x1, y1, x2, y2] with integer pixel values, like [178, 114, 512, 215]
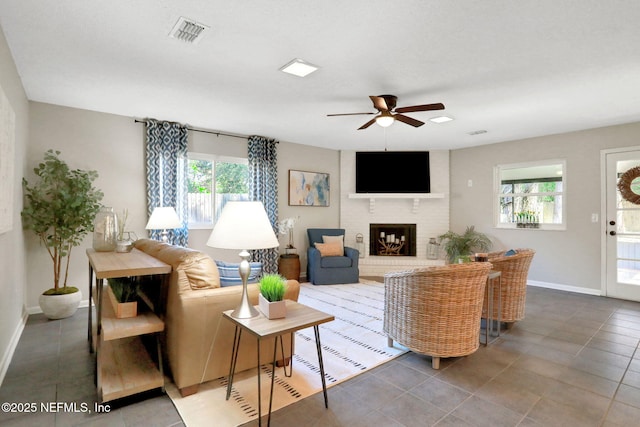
[383, 263, 491, 369]
[484, 248, 535, 327]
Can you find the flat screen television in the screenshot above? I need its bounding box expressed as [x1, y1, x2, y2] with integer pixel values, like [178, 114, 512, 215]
[355, 151, 430, 193]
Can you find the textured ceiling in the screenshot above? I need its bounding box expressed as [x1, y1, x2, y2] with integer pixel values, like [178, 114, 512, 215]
[1, 0, 640, 151]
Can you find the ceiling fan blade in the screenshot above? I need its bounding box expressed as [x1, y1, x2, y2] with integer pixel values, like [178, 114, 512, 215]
[369, 96, 389, 111]
[395, 103, 445, 113]
[327, 112, 375, 117]
[358, 118, 377, 130]
[394, 114, 425, 127]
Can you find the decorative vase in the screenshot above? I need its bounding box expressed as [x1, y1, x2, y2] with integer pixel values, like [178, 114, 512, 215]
[39, 291, 82, 319]
[115, 231, 135, 253]
[258, 294, 286, 319]
[93, 207, 118, 252]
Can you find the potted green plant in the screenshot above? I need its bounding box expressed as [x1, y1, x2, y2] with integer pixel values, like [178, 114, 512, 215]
[438, 226, 492, 264]
[258, 274, 287, 319]
[107, 277, 139, 318]
[22, 149, 103, 319]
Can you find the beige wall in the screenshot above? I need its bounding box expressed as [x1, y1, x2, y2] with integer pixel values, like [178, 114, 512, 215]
[26, 103, 148, 312]
[0, 26, 29, 383]
[450, 122, 640, 293]
[25, 103, 340, 311]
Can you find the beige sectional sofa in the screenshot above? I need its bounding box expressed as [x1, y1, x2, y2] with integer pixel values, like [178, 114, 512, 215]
[133, 239, 300, 397]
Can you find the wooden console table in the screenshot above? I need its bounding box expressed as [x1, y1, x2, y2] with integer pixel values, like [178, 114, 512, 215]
[87, 248, 171, 403]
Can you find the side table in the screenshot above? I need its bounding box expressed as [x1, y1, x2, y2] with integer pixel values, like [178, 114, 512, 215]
[278, 254, 300, 281]
[223, 301, 334, 426]
[482, 270, 502, 346]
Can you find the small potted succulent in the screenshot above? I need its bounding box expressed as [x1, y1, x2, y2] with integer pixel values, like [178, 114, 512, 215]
[258, 274, 287, 319]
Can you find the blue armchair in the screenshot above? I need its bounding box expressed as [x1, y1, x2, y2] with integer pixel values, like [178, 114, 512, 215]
[307, 228, 359, 285]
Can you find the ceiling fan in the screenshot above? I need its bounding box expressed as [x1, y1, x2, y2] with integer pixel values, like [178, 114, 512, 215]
[327, 95, 445, 130]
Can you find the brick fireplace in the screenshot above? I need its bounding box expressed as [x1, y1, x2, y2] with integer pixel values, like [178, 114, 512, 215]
[339, 150, 451, 276]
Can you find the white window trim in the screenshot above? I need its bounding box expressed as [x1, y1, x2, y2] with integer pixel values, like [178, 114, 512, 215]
[493, 159, 567, 231]
[187, 152, 248, 229]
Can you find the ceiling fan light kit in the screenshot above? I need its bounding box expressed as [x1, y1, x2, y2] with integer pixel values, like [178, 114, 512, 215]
[328, 94, 445, 130]
[375, 111, 394, 127]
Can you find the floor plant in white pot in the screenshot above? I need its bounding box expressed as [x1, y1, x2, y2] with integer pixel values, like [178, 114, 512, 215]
[258, 274, 287, 319]
[21, 149, 103, 319]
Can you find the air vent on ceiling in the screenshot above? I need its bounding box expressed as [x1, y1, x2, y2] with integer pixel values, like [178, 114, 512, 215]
[169, 17, 209, 44]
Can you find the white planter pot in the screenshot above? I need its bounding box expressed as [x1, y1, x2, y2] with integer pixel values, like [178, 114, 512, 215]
[39, 290, 82, 319]
[258, 294, 286, 319]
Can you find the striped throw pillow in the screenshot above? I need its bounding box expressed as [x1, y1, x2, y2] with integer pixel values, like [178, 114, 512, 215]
[215, 260, 263, 287]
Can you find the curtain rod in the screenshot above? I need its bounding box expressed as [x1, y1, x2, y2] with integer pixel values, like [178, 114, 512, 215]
[134, 119, 278, 142]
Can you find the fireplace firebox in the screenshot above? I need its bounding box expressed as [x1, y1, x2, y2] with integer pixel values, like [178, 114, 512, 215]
[369, 224, 417, 256]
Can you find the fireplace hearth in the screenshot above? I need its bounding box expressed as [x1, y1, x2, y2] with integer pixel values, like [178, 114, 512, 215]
[369, 224, 417, 256]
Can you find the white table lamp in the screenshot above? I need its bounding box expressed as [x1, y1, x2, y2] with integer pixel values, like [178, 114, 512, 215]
[145, 206, 182, 242]
[207, 201, 279, 318]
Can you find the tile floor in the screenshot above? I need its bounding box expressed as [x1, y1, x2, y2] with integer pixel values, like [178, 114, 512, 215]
[2, 286, 640, 426]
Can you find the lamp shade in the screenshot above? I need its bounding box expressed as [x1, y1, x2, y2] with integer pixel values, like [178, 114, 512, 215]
[207, 201, 279, 250]
[145, 207, 182, 230]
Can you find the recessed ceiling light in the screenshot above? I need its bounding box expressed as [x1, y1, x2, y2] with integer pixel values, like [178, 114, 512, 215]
[279, 58, 319, 77]
[169, 17, 209, 44]
[429, 116, 454, 124]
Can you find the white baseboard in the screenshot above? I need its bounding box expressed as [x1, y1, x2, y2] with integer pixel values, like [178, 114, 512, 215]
[25, 298, 91, 315]
[528, 280, 601, 296]
[0, 310, 28, 387]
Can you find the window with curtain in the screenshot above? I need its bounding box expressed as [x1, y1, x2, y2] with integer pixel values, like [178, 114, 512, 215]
[186, 153, 249, 228]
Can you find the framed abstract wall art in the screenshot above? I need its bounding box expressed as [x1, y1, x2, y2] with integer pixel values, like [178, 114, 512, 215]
[288, 170, 330, 206]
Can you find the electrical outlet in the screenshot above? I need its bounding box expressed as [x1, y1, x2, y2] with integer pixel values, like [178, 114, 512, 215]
[591, 213, 599, 223]
[467, 179, 473, 187]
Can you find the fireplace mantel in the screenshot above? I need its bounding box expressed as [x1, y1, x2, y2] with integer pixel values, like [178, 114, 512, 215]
[348, 193, 445, 213]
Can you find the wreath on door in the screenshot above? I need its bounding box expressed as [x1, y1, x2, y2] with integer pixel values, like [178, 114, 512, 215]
[618, 166, 640, 205]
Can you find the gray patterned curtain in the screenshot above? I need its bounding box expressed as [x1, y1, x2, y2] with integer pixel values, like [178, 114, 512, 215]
[145, 119, 189, 246]
[248, 136, 279, 273]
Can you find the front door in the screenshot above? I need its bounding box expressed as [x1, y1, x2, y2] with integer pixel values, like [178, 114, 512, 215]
[605, 148, 640, 301]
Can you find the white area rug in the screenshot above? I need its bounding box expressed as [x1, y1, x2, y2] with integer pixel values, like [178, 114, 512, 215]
[166, 280, 406, 427]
